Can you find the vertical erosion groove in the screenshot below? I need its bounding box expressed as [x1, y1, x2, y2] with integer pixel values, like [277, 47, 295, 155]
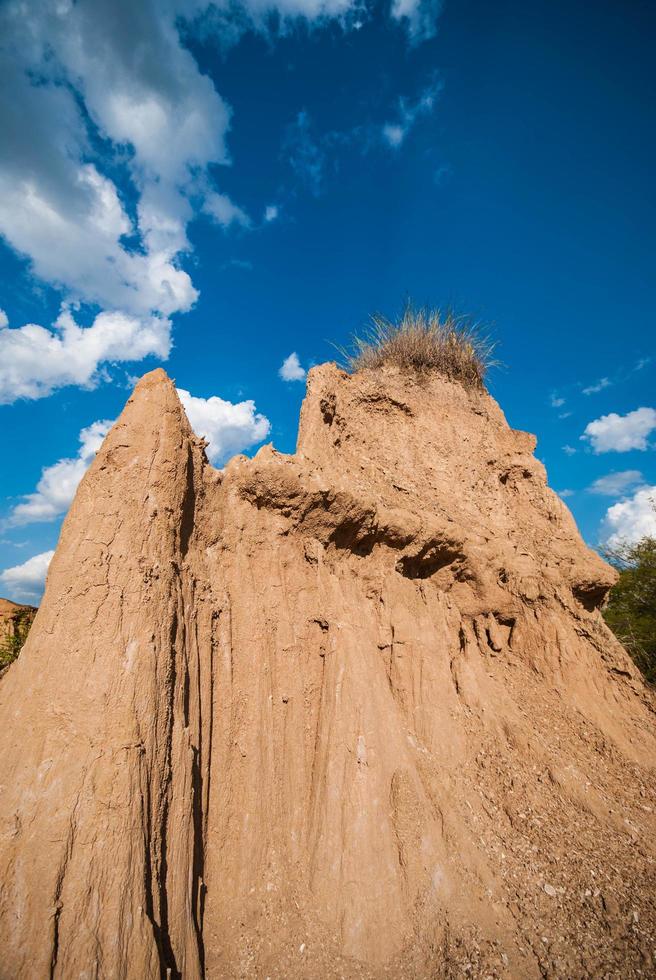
[190, 603, 208, 976]
[180, 444, 196, 559]
[191, 744, 206, 976]
[156, 607, 180, 980]
[155, 578, 208, 978]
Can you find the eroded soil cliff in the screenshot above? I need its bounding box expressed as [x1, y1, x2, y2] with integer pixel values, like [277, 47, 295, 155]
[0, 597, 36, 669]
[0, 598, 36, 641]
[0, 365, 654, 979]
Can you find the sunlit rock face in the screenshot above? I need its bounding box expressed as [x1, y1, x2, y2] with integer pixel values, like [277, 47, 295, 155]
[0, 365, 653, 979]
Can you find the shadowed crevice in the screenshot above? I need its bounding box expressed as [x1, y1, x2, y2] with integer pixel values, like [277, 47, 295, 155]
[180, 443, 196, 559]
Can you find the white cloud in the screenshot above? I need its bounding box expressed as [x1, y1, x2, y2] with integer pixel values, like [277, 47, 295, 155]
[582, 377, 611, 396]
[264, 204, 279, 222]
[587, 470, 644, 497]
[582, 407, 656, 453]
[203, 192, 251, 229]
[603, 486, 656, 547]
[3, 0, 413, 404]
[0, 550, 54, 603]
[0, 309, 7, 329]
[562, 444, 577, 456]
[0, 35, 201, 321]
[8, 420, 113, 526]
[557, 488, 574, 499]
[549, 393, 565, 408]
[0, 0, 220, 403]
[0, 308, 171, 403]
[390, 0, 443, 41]
[382, 81, 441, 147]
[177, 388, 270, 465]
[279, 352, 307, 382]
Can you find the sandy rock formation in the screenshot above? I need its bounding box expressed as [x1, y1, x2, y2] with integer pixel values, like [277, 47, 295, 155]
[0, 597, 36, 638]
[0, 365, 654, 979]
[0, 597, 36, 662]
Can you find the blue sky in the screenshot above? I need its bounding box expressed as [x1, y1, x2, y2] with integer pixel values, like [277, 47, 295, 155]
[0, 0, 654, 602]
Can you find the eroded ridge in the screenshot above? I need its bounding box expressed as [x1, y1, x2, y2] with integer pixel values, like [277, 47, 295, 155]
[0, 365, 654, 979]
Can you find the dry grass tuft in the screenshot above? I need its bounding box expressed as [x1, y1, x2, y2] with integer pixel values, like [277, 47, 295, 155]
[343, 308, 496, 390]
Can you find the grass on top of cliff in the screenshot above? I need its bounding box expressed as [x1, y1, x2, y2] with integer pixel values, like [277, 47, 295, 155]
[344, 310, 495, 390]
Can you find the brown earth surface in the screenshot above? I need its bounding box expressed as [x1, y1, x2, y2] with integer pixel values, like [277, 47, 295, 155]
[0, 597, 36, 644]
[0, 365, 654, 979]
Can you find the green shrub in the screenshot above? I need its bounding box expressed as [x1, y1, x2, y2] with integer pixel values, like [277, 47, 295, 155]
[603, 529, 656, 685]
[0, 610, 34, 670]
[343, 308, 496, 390]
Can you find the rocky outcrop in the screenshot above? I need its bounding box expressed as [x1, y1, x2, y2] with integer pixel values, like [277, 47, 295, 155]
[0, 365, 654, 979]
[0, 597, 36, 634]
[0, 597, 36, 665]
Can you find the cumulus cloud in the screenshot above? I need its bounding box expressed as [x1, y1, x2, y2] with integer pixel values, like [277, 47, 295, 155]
[0, 11, 206, 320]
[3, 0, 434, 403]
[0, 550, 54, 603]
[177, 388, 270, 465]
[279, 352, 307, 382]
[0, 0, 225, 402]
[8, 420, 113, 526]
[603, 486, 656, 547]
[264, 205, 279, 222]
[382, 80, 441, 147]
[587, 470, 644, 497]
[582, 407, 656, 453]
[0, 308, 171, 403]
[562, 444, 577, 456]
